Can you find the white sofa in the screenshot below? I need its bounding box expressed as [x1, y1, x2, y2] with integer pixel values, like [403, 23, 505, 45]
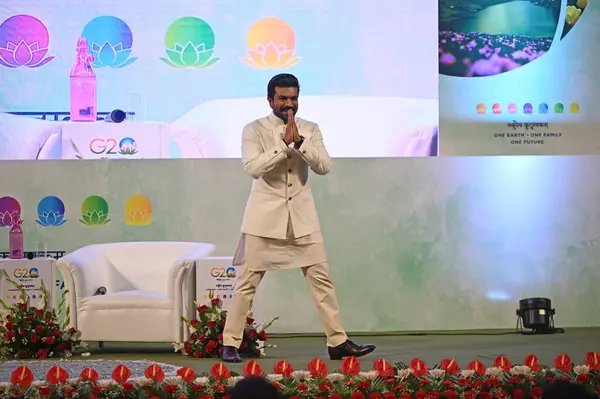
[57, 241, 215, 344]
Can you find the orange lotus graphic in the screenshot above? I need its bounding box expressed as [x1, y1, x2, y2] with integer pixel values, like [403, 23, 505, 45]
[241, 18, 301, 69]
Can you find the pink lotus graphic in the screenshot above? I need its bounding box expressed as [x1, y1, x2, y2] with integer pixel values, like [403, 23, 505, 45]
[0, 196, 21, 227]
[0, 15, 54, 68]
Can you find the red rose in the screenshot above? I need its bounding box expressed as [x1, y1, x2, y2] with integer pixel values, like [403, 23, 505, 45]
[530, 387, 543, 399]
[193, 352, 202, 358]
[463, 390, 476, 399]
[39, 386, 52, 397]
[330, 394, 342, 399]
[508, 376, 520, 384]
[246, 317, 255, 325]
[44, 311, 52, 319]
[442, 380, 453, 388]
[18, 328, 27, 336]
[576, 374, 589, 383]
[218, 333, 223, 340]
[91, 386, 104, 394]
[29, 334, 39, 343]
[479, 393, 492, 399]
[249, 330, 257, 339]
[259, 330, 268, 341]
[18, 303, 27, 310]
[485, 378, 500, 387]
[207, 321, 216, 329]
[45, 336, 55, 345]
[297, 383, 308, 392]
[319, 381, 334, 392]
[5, 322, 14, 330]
[36, 349, 47, 359]
[444, 391, 458, 399]
[54, 329, 61, 337]
[211, 298, 220, 307]
[68, 327, 77, 334]
[368, 393, 382, 399]
[351, 392, 366, 399]
[400, 394, 411, 399]
[357, 381, 370, 390]
[512, 389, 525, 399]
[34, 309, 43, 317]
[63, 386, 76, 396]
[383, 393, 396, 399]
[192, 384, 204, 391]
[122, 382, 135, 392]
[415, 391, 427, 399]
[164, 385, 179, 394]
[190, 319, 199, 327]
[5, 330, 14, 340]
[34, 325, 43, 334]
[196, 305, 208, 313]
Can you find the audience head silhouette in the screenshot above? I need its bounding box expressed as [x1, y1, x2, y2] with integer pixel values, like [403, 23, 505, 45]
[228, 376, 285, 399]
[544, 380, 596, 399]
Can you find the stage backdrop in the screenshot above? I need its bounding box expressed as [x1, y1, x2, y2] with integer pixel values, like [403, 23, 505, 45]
[0, 157, 599, 333]
[438, 0, 600, 155]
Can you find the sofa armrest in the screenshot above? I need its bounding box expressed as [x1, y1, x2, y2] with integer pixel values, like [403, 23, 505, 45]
[57, 246, 110, 300]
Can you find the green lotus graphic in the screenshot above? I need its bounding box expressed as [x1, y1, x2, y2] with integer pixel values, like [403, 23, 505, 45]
[79, 195, 111, 226]
[554, 103, 564, 114]
[160, 17, 220, 69]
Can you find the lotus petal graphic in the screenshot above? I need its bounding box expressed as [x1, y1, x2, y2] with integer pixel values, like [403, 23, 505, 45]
[160, 41, 219, 68]
[123, 209, 154, 226]
[241, 42, 300, 69]
[90, 41, 137, 68]
[35, 211, 67, 226]
[0, 210, 16, 227]
[0, 39, 54, 68]
[79, 210, 110, 226]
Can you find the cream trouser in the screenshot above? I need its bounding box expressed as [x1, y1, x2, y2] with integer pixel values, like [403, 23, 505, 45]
[222, 261, 348, 348]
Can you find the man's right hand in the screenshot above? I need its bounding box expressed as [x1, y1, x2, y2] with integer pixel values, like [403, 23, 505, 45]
[283, 110, 295, 145]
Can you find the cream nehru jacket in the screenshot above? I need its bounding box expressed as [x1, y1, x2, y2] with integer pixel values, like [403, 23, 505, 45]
[240, 113, 332, 240]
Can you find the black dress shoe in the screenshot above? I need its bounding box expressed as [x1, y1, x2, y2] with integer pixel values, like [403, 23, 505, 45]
[222, 346, 243, 363]
[328, 339, 376, 360]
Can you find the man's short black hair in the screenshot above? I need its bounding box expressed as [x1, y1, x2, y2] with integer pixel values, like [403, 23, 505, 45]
[227, 376, 285, 399]
[267, 74, 300, 99]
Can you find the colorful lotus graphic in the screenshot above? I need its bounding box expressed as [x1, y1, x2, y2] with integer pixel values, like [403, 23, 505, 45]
[160, 17, 219, 69]
[0, 15, 54, 68]
[79, 195, 111, 226]
[81, 16, 138, 68]
[241, 18, 301, 70]
[35, 196, 67, 226]
[0, 196, 21, 227]
[123, 195, 154, 226]
[118, 137, 137, 155]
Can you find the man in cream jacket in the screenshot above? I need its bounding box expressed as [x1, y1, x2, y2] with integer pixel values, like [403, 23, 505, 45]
[222, 74, 376, 363]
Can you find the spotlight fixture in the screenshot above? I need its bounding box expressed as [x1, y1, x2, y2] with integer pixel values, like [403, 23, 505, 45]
[516, 297, 565, 335]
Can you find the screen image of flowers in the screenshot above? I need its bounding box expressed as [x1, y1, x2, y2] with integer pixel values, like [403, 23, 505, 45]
[439, 0, 561, 77]
[561, 0, 590, 39]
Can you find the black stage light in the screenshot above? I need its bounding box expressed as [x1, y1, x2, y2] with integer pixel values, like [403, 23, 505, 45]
[516, 297, 565, 334]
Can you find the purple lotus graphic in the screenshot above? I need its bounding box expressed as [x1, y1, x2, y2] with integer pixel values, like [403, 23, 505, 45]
[0, 15, 54, 68]
[0, 196, 21, 227]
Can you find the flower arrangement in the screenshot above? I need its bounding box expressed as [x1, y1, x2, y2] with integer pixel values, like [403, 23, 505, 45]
[2, 353, 600, 399]
[173, 292, 278, 358]
[0, 270, 81, 360]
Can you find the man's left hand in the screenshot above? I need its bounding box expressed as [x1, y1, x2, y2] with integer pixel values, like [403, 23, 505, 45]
[287, 110, 301, 143]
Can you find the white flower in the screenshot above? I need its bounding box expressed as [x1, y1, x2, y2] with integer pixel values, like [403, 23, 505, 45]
[429, 369, 445, 379]
[227, 376, 245, 386]
[135, 378, 152, 386]
[266, 374, 283, 382]
[359, 370, 379, 381]
[397, 369, 413, 380]
[460, 369, 475, 378]
[195, 376, 210, 385]
[67, 378, 79, 385]
[0, 382, 9, 388]
[98, 379, 114, 388]
[573, 365, 590, 375]
[326, 373, 345, 382]
[291, 370, 311, 381]
[81, 352, 91, 357]
[509, 366, 531, 376]
[165, 376, 182, 385]
[32, 381, 45, 388]
[172, 342, 184, 352]
[485, 367, 504, 377]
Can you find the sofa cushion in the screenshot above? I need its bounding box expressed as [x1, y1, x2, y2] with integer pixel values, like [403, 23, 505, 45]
[79, 290, 171, 310]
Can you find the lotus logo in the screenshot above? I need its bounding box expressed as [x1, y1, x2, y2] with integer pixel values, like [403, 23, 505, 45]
[0, 15, 54, 68]
[160, 17, 219, 69]
[0, 196, 21, 227]
[81, 16, 138, 69]
[35, 196, 67, 226]
[123, 195, 154, 226]
[241, 18, 301, 70]
[79, 195, 111, 226]
[118, 137, 137, 155]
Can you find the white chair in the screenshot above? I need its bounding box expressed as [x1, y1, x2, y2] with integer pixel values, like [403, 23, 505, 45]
[57, 241, 215, 344]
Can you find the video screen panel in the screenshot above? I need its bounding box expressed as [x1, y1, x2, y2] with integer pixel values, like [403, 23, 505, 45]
[0, 0, 439, 160]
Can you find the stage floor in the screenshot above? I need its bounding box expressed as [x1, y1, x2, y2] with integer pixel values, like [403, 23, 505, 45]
[83, 327, 600, 373]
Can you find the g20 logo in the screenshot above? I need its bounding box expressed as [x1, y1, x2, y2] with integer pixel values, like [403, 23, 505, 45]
[210, 267, 236, 278]
[89, 137, 137, 155]
[13, 268, 39, 279]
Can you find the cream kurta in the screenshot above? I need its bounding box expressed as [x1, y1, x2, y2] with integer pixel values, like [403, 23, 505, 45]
[235, 113, 332, 271]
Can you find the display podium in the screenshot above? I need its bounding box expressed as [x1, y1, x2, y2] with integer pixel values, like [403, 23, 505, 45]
[0, 258, 56, 309]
